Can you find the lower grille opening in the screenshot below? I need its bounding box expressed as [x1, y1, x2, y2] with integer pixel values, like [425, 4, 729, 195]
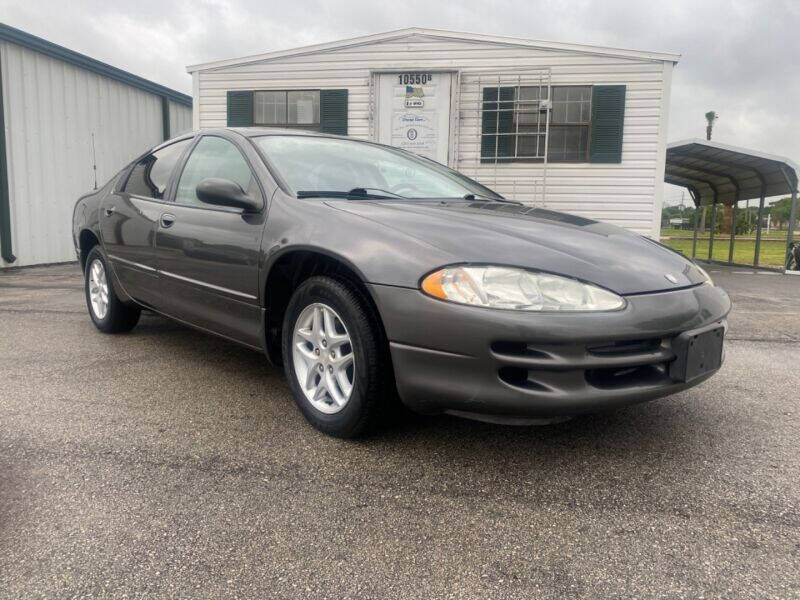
[587, 338, 662, 356]
[491, 341, 551, 360]
[498, 367, 550, 392]
[585, 363, 669, 390]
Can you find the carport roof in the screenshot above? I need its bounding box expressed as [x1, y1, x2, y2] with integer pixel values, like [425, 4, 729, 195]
[665, 139, 799, 206]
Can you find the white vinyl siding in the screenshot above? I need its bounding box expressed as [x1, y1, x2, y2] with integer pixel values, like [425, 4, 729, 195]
[192, 33, 674, 237]
[0, 40, 193, 267]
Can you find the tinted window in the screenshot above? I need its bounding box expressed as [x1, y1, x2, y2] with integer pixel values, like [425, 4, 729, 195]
[175, 136, 254, 206]
[123, 139, 191, 199]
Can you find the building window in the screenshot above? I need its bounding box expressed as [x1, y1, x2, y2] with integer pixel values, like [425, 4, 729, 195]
[549, 86, 591, 161]
[481, 85, 592, 163]
[254, 90, 320, 128]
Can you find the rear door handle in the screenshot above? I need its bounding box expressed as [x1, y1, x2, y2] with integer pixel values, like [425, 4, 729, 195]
[160, 213, 176, 228]
[103, 206, 115, 217]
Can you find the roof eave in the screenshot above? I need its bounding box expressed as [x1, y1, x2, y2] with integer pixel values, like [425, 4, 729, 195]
[186, 26, 681, 73]
[0, 22, 192, 107]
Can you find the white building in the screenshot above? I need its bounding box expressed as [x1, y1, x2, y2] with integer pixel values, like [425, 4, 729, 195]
[0, 23, 192, 268]
[188, 27, 678, 238]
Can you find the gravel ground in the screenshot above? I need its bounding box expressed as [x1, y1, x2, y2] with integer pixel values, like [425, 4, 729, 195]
[0, 263, 798, 599]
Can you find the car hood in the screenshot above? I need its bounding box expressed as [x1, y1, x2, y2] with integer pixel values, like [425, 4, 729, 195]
[329, 200, 707, 295]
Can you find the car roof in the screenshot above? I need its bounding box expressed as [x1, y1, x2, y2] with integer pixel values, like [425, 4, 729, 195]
[231, 127, 339, 139]
[155, 128, 348, 153]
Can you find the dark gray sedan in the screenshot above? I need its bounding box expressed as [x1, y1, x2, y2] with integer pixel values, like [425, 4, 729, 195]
[72, 129, 730, 437]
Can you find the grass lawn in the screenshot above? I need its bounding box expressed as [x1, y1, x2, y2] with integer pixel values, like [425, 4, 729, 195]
[660, 227, 788, 240]
[663, 237, 788, 267]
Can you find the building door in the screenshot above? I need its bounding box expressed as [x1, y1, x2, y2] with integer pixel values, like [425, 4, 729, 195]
[377, 72, 452, 165]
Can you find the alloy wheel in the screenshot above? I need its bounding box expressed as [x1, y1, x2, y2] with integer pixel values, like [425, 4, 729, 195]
[88, 258, 109, 320]
[291, 302, 355, 414]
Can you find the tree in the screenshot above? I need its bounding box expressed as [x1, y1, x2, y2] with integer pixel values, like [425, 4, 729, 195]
[769, 197, 792, 227]
[735, 209, 754, 235]
[705, 111, 718, 140]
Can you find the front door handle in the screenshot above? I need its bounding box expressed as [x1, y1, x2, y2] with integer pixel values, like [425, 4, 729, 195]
[160, 213, 176, 228]
[103, 206, 115, 217]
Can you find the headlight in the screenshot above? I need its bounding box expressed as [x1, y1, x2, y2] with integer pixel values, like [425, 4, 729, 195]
[694, 263, 714, 286]
[421, 265, 625, 311]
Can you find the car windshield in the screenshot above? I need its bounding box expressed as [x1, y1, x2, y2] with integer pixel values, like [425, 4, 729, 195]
[254, 135, 503, 200]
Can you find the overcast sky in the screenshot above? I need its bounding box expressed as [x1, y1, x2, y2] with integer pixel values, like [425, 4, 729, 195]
[3, 0, 798, 204]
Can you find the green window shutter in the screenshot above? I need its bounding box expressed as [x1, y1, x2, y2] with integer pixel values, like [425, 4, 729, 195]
[227, 90, 253, 127]
[320, 89, 348, 135]
[589, 85, 626, 163]
[480, 87, 515, 164]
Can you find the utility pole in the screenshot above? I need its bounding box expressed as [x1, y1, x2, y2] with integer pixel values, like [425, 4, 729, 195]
[705, 111, 718, 141]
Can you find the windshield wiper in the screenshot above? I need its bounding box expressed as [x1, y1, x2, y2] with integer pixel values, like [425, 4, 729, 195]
[296, 188, 406, 200]
[462, 193, 518, 204]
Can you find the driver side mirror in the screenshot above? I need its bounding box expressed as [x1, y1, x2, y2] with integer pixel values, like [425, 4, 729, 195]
[196, 178, 262, 212]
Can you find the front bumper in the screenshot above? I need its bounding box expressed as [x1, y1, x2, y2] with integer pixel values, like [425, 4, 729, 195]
[367, 282, 731, 419]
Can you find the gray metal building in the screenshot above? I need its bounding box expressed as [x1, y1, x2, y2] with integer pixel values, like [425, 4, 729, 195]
[0, 23, 192, 268]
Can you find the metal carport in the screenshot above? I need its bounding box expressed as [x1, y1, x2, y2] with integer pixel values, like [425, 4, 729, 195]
[665, 139, 799, 270]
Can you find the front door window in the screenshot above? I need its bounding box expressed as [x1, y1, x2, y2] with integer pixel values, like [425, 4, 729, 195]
[175, 136, 254, 206]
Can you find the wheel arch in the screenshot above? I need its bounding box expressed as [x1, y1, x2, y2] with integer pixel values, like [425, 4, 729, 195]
[262, 246, 385, 366]
[78, 228, 100, 271]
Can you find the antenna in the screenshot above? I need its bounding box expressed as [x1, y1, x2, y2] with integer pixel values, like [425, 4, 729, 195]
[91, 133, 97, 190]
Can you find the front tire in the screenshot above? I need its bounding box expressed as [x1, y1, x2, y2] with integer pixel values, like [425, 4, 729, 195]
[84, 246, 140, 333]
[282, 276, 392, 438]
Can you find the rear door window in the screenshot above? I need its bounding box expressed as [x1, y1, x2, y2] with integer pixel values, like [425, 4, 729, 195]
[123, 138, 192, 199]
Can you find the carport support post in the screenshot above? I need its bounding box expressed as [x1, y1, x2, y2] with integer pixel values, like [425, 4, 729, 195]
[782, 167, 798, 269]
[788, 189, 798, 261]
[754, 187, 766, 267]
[728, 193, 738, 264]
[689, 188, 700, 259]
[708, 201, 717, 260]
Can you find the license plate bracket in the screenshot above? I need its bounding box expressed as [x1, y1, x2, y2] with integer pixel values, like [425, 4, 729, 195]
[670, 324, 725, 383]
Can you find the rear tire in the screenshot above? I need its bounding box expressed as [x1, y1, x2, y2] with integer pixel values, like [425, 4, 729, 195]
[282, 276, 393, 438]
[84, 246, 140, 333]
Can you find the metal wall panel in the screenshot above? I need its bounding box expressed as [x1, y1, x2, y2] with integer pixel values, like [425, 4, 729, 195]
[0, 41, 168, 266]
[168, 100, 192, 137]
[194, 34, 672, 236]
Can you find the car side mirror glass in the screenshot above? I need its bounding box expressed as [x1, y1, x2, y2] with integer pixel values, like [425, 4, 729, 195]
[196, 178, 262, 212]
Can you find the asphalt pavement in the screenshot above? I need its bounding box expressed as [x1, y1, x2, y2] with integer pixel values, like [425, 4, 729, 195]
[0, 263, 798, 599]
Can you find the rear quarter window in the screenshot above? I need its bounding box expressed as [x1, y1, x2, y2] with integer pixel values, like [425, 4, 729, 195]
[123, 138, 192, 199]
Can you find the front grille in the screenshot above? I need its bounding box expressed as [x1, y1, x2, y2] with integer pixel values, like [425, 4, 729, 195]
[490, 341, 552, 360]
[492, 337, 676, 394]
[586, 338, 662, 356]
[497, 366, 551, 392]
[585, 363, 670, 389]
